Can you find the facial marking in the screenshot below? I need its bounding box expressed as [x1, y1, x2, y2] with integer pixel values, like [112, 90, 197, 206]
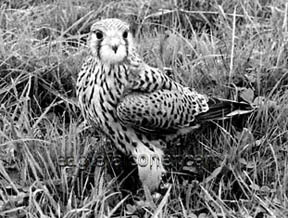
[89, 19, 131, 65]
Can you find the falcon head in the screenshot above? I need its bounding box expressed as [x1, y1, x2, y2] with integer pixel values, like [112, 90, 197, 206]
[88, 18, 134, 65]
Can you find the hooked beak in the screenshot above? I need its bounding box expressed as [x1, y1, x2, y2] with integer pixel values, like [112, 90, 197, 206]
[111, 45, 118, 53]
[109, 36, 120, 53]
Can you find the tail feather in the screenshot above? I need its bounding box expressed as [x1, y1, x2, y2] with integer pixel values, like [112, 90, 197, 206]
[196, 97, 254, 122]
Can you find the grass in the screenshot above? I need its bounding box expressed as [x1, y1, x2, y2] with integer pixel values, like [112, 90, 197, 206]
[0, 0, 288, 217]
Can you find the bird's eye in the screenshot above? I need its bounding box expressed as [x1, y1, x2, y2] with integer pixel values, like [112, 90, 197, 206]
[94, 31, 103, 40]
[122, 31, 128, 39]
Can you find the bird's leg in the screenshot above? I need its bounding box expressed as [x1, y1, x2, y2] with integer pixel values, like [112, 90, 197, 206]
[132, 143, 166, 192]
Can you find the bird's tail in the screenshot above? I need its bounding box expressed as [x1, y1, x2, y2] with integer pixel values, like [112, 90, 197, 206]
[196, 97, 254, 122]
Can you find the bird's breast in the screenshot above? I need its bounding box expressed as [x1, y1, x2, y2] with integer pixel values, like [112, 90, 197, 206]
[77, 60, 130, 130]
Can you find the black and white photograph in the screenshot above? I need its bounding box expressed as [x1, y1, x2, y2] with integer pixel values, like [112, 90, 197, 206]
[0, 0, 287, 217]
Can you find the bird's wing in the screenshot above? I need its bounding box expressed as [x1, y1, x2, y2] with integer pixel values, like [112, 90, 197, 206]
[117, 64, 253, 135]
[117, 63, 209, 134]
[117, 87, 209, 135]
[125, 63, 184, 94]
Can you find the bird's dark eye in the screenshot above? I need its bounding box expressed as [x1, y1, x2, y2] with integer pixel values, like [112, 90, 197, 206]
[123, 31, 128, 39]
[94, 31, 103, 39]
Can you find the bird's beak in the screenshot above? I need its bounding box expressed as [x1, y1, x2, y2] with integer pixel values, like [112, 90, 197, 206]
[109, 37, 121, 53]
[111, 45, 118, 53]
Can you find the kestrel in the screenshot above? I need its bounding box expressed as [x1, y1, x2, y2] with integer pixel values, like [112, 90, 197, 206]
[76, 18, 253, 192]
